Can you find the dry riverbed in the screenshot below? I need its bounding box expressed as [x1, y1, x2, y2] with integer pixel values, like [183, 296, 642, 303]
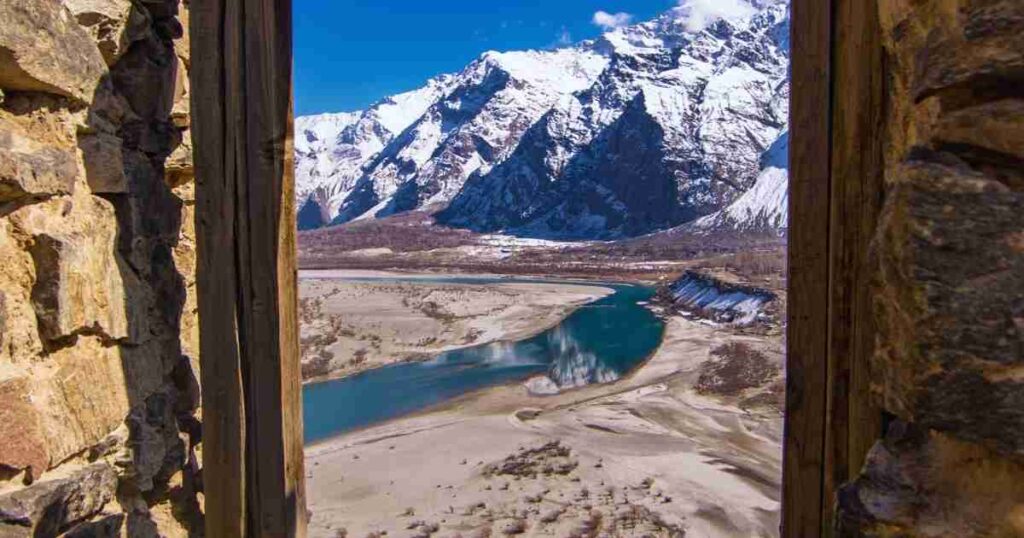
[305, 315, 785, 537]
[298, 270, 613, 382]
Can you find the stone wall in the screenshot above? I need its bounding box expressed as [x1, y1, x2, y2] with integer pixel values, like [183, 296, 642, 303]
[0, 0, 199, 536]
[838, 0, 1024, 535]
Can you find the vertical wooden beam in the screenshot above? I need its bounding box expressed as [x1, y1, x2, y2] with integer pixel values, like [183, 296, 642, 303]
[192, 0, 246, 534]
[238, 0, 306, 534]
[784, 0, 832, 536]
[787, 0, 885, 535]
[824, 0, 884, 528]
[192, 0, 306, 535]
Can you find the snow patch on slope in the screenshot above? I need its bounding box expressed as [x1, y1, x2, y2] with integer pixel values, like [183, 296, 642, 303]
[668, 271, 775, 325]
[693, 131, 788, 233]
[674, 0, 759, 32]
[372, 76, 456, 134]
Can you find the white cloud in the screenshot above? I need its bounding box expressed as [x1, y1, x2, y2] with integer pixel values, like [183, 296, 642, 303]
[674, 0, 756, 32]
[592, 10, 634, 31]
[549, 27, 573, 48]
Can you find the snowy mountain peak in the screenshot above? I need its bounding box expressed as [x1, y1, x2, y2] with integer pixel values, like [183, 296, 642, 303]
[296, 1, 790, 238]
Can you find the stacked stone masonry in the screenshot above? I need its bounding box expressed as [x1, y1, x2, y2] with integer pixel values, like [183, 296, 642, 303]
[838, 0, 1024, 536]
[0, 0, 199, 536]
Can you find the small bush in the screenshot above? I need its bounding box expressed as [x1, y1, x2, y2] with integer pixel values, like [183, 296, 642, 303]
[697, 342, 778, 396]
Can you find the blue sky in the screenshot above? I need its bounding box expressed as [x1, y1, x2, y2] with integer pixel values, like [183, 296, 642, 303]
[294, 0, 675, 116]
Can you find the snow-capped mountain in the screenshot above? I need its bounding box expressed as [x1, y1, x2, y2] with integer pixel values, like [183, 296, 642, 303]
[294, 76, 456, 229]
[296, 0, 790, 238]
[334, 48, 609, 225]
[692, 131, 788, 233]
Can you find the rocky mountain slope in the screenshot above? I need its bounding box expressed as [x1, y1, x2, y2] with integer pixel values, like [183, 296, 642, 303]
[296, 1, 790, 238]
[691, 130, 788, 233]
[295, 77, 455, 228]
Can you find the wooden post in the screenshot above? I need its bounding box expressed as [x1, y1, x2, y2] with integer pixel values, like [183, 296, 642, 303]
[824, 0, 884, 531]
[191, 0, 306, 535]
[784, 0, 833, 535]
[786, 0, 884, 535]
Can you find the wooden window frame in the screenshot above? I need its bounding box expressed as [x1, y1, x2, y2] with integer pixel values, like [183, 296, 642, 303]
[786, 0, 883, 536]
[189, 0, 884, 536]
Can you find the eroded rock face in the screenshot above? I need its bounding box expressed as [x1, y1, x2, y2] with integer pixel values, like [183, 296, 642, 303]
[838, 423, 1024, 537]
[838, 0, 1024, 534]
[0, 0, 198, 535]
[63, 0, 140, 66]
[0, 119, 78, 202]
[0, 463, 117, 536]
[0, 0, 107, 103]
[10, 195, 129, 344]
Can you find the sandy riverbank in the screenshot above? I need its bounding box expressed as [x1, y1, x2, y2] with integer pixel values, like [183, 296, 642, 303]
[298, 271, 613, 382]
[305, 315, 784, 537]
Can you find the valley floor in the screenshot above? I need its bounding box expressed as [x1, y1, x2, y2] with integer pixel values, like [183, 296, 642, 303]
[305, 315, 784, 537]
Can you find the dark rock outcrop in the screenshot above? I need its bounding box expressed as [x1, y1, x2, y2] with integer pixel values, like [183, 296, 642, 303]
[0, 463, 117, 537]
[662, 271, 776, 325]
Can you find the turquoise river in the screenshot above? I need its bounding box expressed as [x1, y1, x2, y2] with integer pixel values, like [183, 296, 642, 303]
[302, 278, 665, 443]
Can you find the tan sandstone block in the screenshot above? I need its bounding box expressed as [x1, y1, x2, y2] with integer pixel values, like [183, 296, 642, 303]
[8, 195, 129, 344]
[0, 117, 78, 203]
[0, 0, 106, 103]
[35, 338, 130, 465]
[62, 0, 136, 67]
[0, 376, 49, 482]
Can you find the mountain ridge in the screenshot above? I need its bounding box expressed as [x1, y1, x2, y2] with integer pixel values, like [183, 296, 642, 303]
[296, 1, 790, 238]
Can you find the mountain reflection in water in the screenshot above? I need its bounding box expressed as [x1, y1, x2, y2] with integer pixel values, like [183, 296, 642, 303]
[302, 278, 664, 444]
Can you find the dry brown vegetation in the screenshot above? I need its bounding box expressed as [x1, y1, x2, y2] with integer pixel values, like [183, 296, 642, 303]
[482, 442, 578, 478]
[697, 342, 780, 396]
[297, 212, 787, 284]
[299, 211, 477, 254]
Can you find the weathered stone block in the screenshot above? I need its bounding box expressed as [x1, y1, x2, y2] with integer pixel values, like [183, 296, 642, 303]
[933, 99, 1024, 190]
[77, 132, 127, 194]
[0, 377, 49, 483]
[873, 157, 1024, 452]
[837, 422, 1024, 537]
[0, 123, 78, 202]
[10, 196, 129, 344]
[0, 463, 116, 537]
[39, 338, 131, 465]
[63, 0, 135, 67]
[0, 0, 106, 103]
